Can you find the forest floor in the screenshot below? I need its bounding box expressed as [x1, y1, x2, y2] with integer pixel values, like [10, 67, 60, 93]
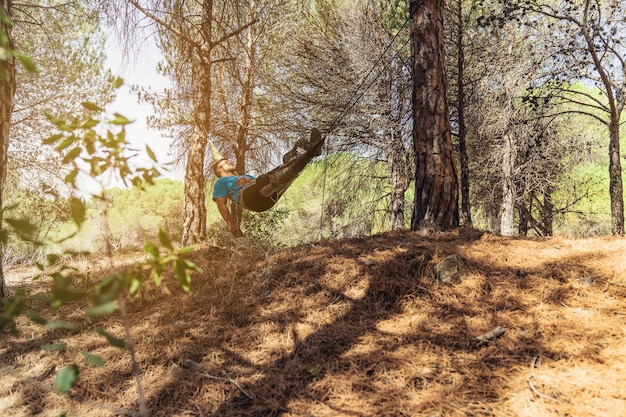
[1, 228, 626, 417]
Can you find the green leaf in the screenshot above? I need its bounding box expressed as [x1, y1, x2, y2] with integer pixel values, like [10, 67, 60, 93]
[56, 137, 75, 151]
[94, 274, 124, 304]
[86, 301, 118, 316]
[144, 242, 159, 257]
[31, 314, 77, 330]
[62, 147, 82, 164]
[50, 275, 87, 304]
[80, 118, 99, 129]
[69, 198, 86, 227]
[42, 343, 67, 351]
[146, 145, 157, 162]
[55, 364, 79, 394]
[81, 101, 103, 112]
[174, 260, 192, 293]
[110, 113, 132, 126]
[114, 77, 124, 88]
[5, 218, 37, 241]
[0, 9, 13, 26]
[46, 320, 76, 330]
[43, 133, 64, 145]
[29, 313, 47, 325]
[81, 351, 104, 367]
[47, 253, 61, 266]
[96, 328, 125, 349]
[158, 229, 173, 250]
[64, 169, 78, 186]
[152, 270, 162, 286]
[183, 259, 202, 273]
[13, 50, 38, 73]
[44, 111, 65, 126]
[128, 277, 141, 296]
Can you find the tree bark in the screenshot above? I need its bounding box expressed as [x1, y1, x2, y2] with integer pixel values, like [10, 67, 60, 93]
[542, 186, 553, 236]
[608, 117, 624, 235]
[232, 2, 256, 232]
[0, 0, 16, 298]
[388, 128, 408, 230]
[181, 0, 213, 245]
[500, 132, 516, 236]
[454, 0, 471, 227]
[409, 0, 459, 232]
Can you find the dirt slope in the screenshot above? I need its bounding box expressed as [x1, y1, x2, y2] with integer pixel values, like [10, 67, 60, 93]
[2, 229, 626, 416]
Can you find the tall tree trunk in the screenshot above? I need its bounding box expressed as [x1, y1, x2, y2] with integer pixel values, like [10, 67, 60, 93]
[182, 0, 213, 245]
[0, 0, 16, 298]
[500, 132, 516, 236]
[384, 43, 408, 231]
[454, 0, 471, 227]
[232, 2, 256, 232]
[409, 0, 459, 232]
[608, 117, 624, 235]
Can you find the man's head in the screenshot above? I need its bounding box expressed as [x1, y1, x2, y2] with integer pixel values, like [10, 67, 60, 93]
[213, 159, 233, 177]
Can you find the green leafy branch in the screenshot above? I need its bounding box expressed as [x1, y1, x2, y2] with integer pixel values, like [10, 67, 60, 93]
[0, 8, 37, 79]
[1, 78, 201, 412]
[43, 84, 160, 191]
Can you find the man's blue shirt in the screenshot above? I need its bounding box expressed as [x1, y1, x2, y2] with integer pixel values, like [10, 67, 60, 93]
[212, 175, 256, 203]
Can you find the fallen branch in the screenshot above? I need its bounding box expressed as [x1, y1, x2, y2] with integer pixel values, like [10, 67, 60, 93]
[528, 355, 563, 404]
[201, 372, 254, 400]
[476, 326, 505, 345]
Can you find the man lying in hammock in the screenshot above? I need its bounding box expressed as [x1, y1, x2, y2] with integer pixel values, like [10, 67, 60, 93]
[212, 128, 324, 236]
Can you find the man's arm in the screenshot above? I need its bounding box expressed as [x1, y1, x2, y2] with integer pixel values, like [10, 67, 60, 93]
[214, 197, 243, 237]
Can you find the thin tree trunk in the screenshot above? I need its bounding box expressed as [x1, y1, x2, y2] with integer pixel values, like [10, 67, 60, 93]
[608, 118, 624, 235]
[232, 2, 256, 231]
[500, 132, 516, 236]
[388, 129, 407, 230]
[455, 0, 471, 227]
[542, 186, 553, 236]
[409, 0, 459, 232]
[0, 0, 16, 298]
[517, 205, 527, 236]
[385, 44, 408, 231]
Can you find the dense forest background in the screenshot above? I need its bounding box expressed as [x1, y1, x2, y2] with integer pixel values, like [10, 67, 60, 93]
[2, 0, 625, 262]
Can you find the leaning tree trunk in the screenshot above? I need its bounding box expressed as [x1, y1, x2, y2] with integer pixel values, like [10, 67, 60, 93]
[0, 0, 16, 298]
[409, 0, 459, 232]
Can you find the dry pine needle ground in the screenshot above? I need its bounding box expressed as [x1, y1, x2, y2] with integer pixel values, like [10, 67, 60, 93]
[1, 229, 626, 416]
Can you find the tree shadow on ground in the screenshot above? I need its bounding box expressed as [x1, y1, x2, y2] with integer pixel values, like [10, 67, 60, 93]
[3, 230, 625, 416]
[138, 231, 623, 416]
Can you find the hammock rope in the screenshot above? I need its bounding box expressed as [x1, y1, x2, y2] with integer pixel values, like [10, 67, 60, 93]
[318, 13, 413, 240]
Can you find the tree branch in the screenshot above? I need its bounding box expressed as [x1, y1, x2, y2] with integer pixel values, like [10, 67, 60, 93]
[211, 16, 259, 48]
[127, 0, 201, 51]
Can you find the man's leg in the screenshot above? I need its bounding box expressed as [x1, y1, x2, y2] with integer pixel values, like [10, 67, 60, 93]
[257, 128, 324, 197]
[282, 128, 323, 164]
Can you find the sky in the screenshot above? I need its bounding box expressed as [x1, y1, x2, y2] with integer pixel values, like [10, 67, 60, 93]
[75, 35, 181, 196]
[103, 35, 181, 183]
